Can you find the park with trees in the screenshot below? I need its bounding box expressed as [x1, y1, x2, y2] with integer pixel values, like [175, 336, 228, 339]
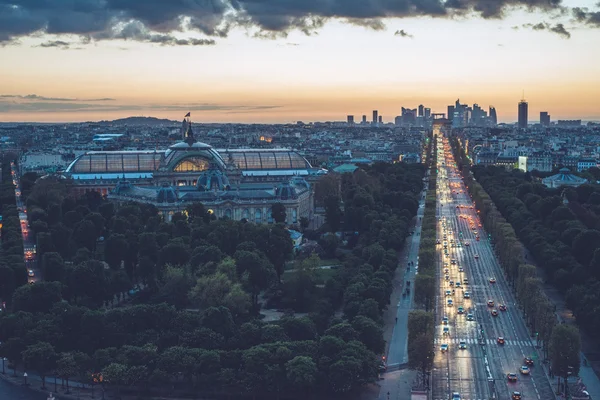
[0, 159, 426, 399]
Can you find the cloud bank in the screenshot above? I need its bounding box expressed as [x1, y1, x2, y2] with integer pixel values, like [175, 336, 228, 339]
[0, 94, 281, 113]
[1, 0, 587, 46]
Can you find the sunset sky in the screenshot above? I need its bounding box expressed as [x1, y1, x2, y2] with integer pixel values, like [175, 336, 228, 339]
[1, 0, 599, 123]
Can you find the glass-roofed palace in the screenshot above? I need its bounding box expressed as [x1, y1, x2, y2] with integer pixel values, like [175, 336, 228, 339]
[64, 116, 325, 223]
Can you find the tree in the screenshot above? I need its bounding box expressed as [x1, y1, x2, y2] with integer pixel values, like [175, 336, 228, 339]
[414, 274, 435, 311]
[157, 266, 192, 308]
[299, 217, 309, 232]
[324, 195, 342, 232]
[271, 203, 287, 224]
[12, 281, 63, 313]
[285, 356, 317, 391]
[42, 252, 65, 282]
[235, 250, 276, 308]
[351, 316, 384, 354]
[104, 234, 129, 270]
[102, 362, 128, 399]
[408, 333, 434, 389]
[549, 324, 580, 392]
[22, 342, 57, 389]
[55, 352, 79, 392]
[189, 272, 233, 309]
[73, 219, 99, 252]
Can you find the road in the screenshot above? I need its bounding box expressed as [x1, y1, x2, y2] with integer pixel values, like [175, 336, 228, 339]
[431, 135, 555, 400]
[10, 162, 39, 283]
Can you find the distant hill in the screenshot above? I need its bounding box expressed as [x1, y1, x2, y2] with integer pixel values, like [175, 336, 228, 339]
[97, 116, 179, 125]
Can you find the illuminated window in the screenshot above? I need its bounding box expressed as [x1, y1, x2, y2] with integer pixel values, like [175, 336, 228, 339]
[173, 157, 209, 172]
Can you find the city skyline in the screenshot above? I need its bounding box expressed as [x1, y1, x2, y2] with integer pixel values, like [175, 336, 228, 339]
[1, 0, 600, 123]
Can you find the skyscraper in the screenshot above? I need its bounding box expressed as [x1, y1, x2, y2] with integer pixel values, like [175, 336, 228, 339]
[447, 105, 455, 122]
[540, 112, 550, 127]
[418, 105, 424, 117]
[489, 106, 497, 126]
[424, 108, 431, 119]
[401, 107, 417, 125]
[347, 115, 354, 125]
[362, 115, 367, 124]
[378, 115, 383, 124]
[372, 110, 378, 125]
[518, 98, 528, 129]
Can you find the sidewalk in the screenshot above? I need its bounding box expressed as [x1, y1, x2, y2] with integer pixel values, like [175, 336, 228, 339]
[524, 247, 600, 399]
[377, 185, 428, 400]
[0, 369, 97, 400]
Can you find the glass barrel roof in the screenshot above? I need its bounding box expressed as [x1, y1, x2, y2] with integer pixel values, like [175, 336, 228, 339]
[66, 151, 162, 173]
[217, 149, 311, 170]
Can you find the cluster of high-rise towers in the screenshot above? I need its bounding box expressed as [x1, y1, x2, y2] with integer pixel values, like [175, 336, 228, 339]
[346, 97, 557, 129]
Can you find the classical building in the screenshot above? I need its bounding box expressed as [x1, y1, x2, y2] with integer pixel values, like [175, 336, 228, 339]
[63, 116, 325, 223]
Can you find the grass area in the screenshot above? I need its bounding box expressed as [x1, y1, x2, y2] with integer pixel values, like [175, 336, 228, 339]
[281, 265, 339, 284]
[284, 258, 341, 270]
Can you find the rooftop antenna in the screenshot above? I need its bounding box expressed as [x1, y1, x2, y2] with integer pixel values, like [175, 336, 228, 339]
[521, 90, 526, 102]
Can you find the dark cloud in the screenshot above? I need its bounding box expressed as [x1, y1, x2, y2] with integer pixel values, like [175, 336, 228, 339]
[0, 97, 281, 113]
[0, 0, 578, 45]
[0, 94, 115, 101]
[38, 40, 71, 48]
[572, 7, 600, 26]
[550, 23, 570, 38]
[394, 29, 414, 38]
[522, 21, 571, 37]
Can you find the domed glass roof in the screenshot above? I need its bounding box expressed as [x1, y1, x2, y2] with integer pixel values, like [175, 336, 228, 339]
[157, 184, 178, 203]
[275, 181, 297, 200]
[197, 167, 231, 192]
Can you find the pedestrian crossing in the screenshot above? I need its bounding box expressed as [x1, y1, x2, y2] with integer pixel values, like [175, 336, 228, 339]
[433, 398, 485, 400]
[434, 337, 533, 347]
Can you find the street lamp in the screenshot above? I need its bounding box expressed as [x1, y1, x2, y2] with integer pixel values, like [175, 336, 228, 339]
[1, 357, 6, 374]
[23, 372, 28, 386]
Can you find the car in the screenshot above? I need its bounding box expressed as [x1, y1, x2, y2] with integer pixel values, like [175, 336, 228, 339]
[451, 392, 461, 400]
[499, 304, 507, 311]
[512, 392, 522, 400]
[463, 291, 470, 299]
[451, 259, 456, 265]
[441, 343, 449, 352]
[442, 316, 449, 325]
[476, 236, 480, 241]
[465, 241, 470, 246]
[459, 341, 467, 349]
[487, 300, 495, 307]
[455, 281, 461, 288]
[445, 275, 450, 281]
[507, 373, 518, 382]
[445, 290, 452, 296]
[524, 357, 534, 366]
[491, 309, 499, 317]
[463, 278, 468, 285]
[489, 278, 496, 283]
[497, 337, 505, 345]
[447, 299, 453, 307]
[457, 306, 464, 314]
[520, 366, 530, 375]
[27, 269, 34, 277]
[436, 239, 441, 244]
[458, 267, 464, 272]
[466, 313, 474, 321]
[449, 281, 454, 286]
[444, 268, 450, 274]
[474, 254, 479, 259]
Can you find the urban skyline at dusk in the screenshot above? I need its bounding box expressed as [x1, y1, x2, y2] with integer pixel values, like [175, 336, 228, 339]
[1, 0, 600, 123]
